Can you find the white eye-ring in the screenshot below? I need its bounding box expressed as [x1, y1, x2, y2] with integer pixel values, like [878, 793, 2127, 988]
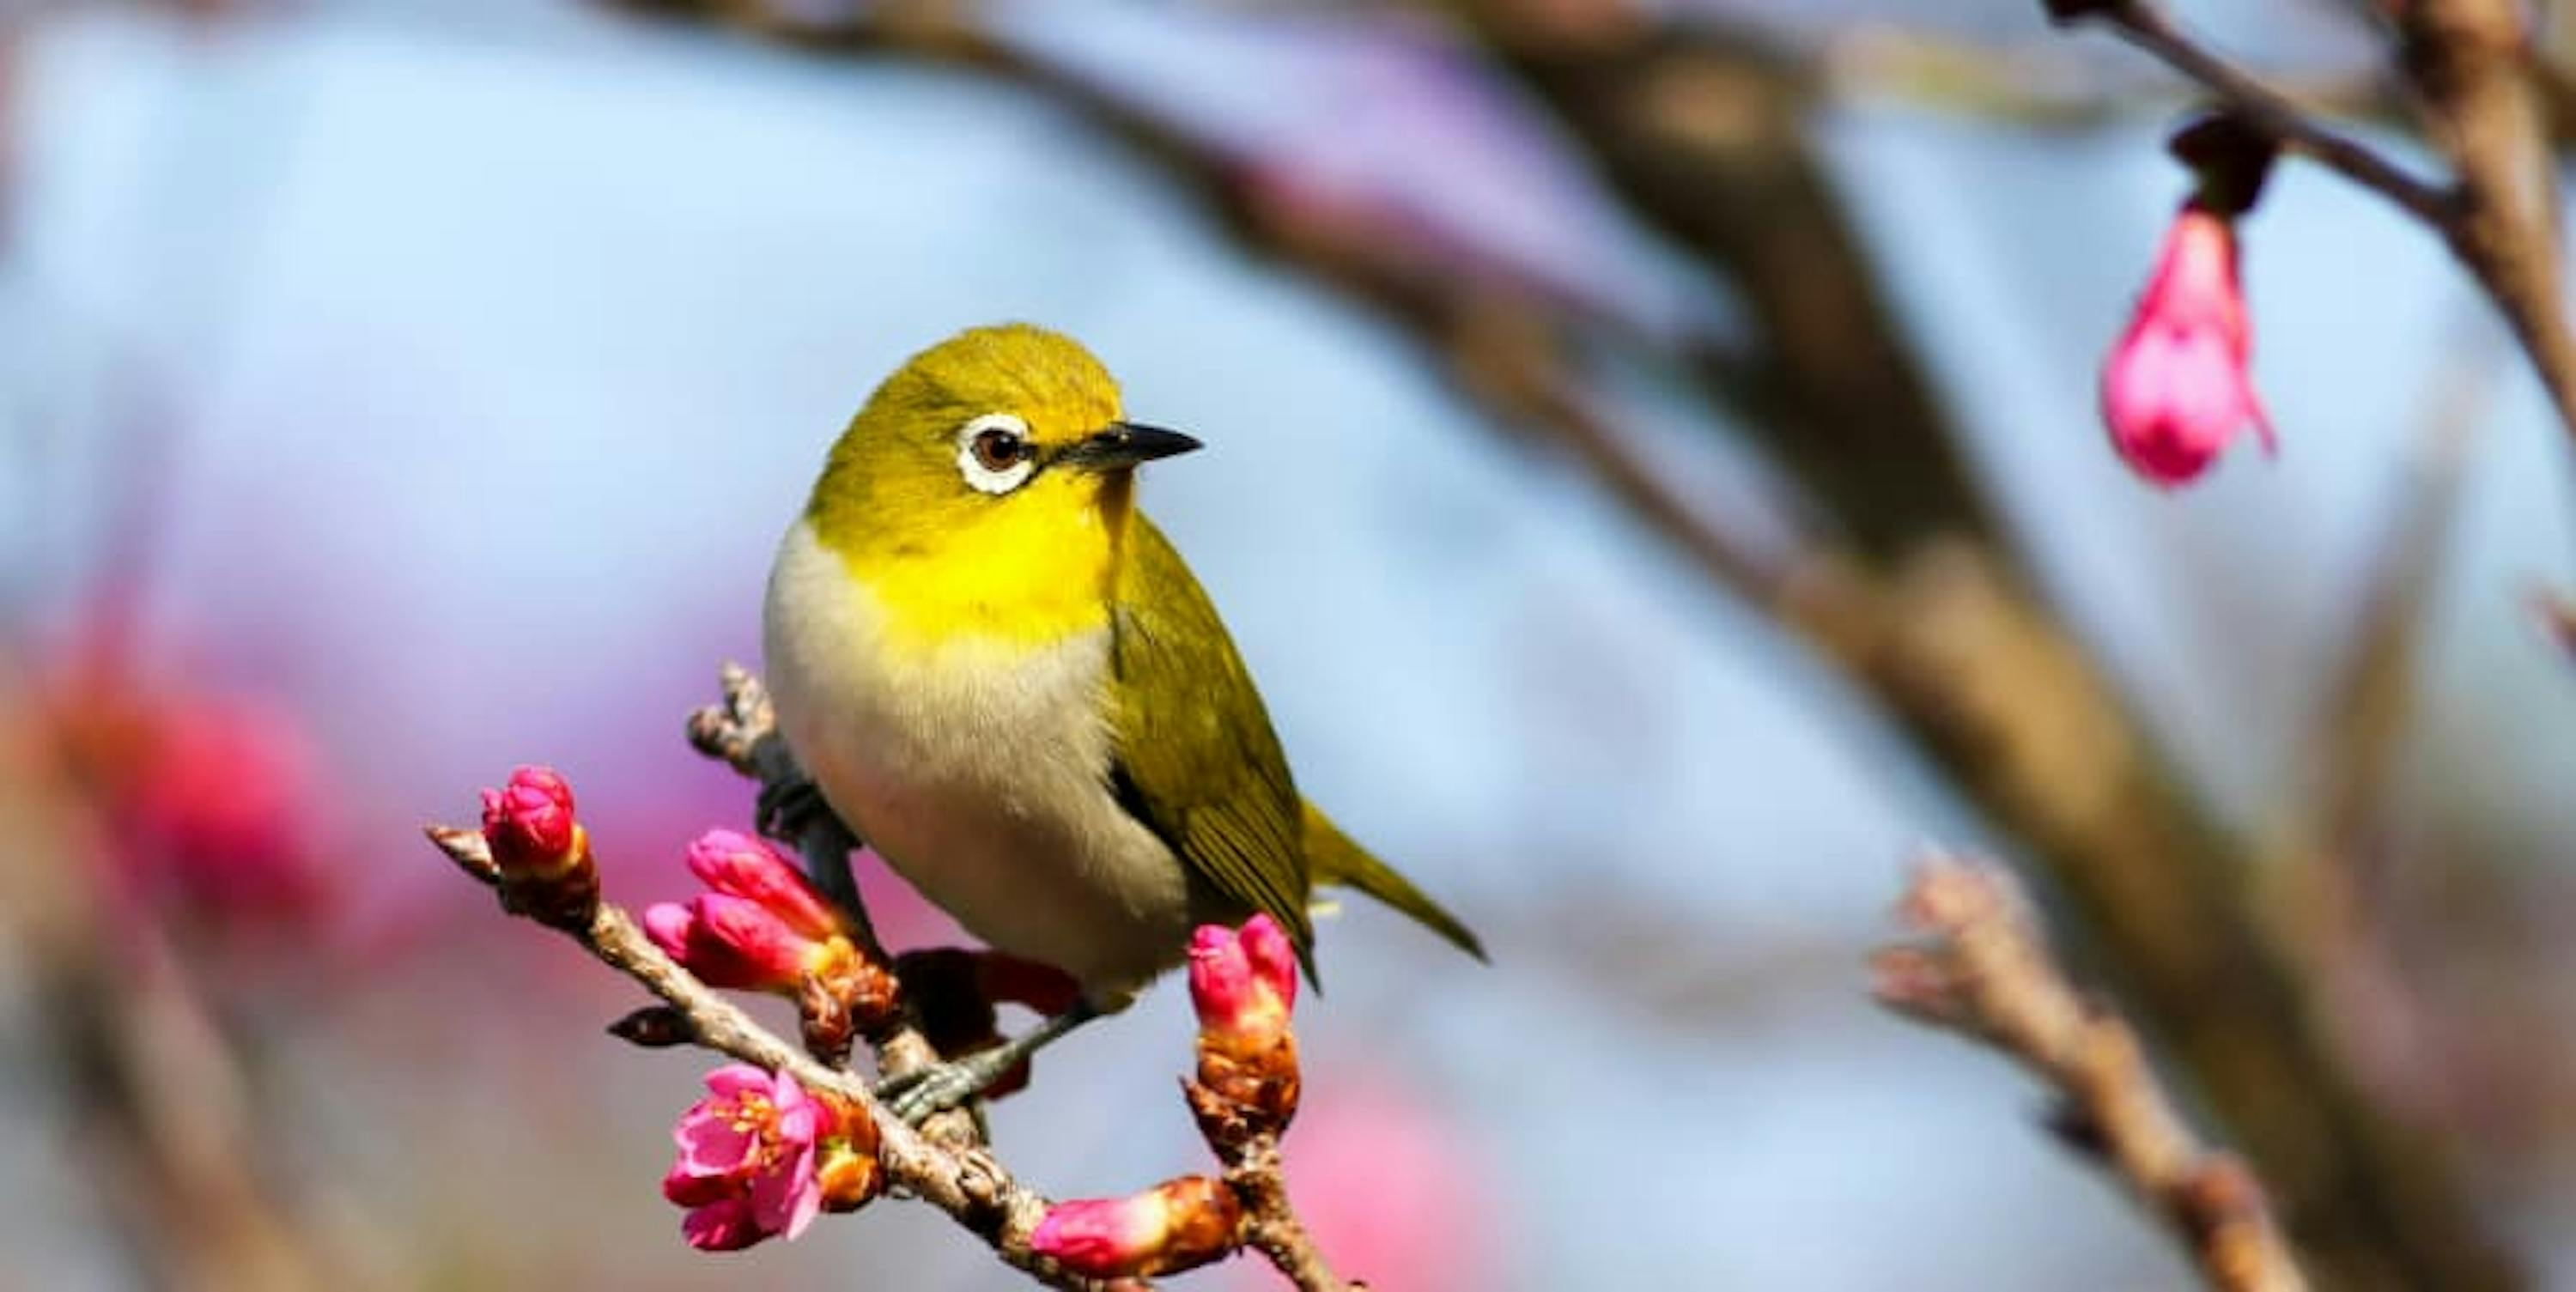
[956, 412, 1037, 495]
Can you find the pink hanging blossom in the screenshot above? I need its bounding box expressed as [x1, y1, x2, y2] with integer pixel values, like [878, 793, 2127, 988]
[2099, 204, 2275, 488]
[122, 696, 335, 925]
[661, 1064, 827, 1251]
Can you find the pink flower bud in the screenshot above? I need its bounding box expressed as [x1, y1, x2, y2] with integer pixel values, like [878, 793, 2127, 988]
[664, 1063, 825, 1251]
[475, 765, 595, 928]
[1188, 913, 1297, 1046]
[683, 828, 844, 941]
[2099, 205, 2275, 488]
[1185, 916, 1303, 1140]
[1030, 1176, 1242, 1278]
[478, 765, 576, 873]
[644, 894, 819, 992]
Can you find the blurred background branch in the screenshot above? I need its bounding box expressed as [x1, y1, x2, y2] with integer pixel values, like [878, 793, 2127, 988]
[1876, 853, 2308, 1292]
[1, 655, 333, 1291]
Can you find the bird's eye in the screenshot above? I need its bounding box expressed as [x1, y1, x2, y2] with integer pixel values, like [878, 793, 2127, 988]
[955, 412, 1040, 495]
[971, 427, 1028, 471]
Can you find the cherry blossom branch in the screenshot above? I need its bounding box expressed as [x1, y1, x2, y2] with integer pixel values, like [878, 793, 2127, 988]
[422, 673, 1352, 1290]
[423, 824, 1098, 1289]
[1874, 854, 2310, 1292]
[1227, 1134, 1337, 1288]
[691, 668, 1348, 1288]
[2054, 1, 2452, 222]
[2052, 0, 2576, 443]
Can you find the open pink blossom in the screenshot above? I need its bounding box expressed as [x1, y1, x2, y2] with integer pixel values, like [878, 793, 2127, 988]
[661, 1064, 825, 1251]
[1187, 913, 1298, 1046]
[2099, 204, 2275, 488]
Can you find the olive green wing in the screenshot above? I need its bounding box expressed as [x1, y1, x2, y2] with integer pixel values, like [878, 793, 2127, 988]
[1106, 517, 1317, 973]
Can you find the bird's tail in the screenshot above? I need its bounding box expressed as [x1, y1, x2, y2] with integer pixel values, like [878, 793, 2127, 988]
[1301, 801, 1486, 961]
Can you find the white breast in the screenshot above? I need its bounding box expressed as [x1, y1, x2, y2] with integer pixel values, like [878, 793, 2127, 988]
[761, 519, 1193, 1009]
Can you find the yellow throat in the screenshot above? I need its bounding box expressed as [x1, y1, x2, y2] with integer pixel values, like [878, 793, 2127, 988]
[803, 325, 1134, 656]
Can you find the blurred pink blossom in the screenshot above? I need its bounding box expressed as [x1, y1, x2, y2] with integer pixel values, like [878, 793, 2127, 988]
[1263, 1076, 1499, 1292]
[661, 1063, 824, 1251]
[2099, 204, 2274, 488]
[121, 695, 336, 926]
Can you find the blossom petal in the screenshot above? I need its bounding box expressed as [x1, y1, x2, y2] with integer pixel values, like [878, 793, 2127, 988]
[662, 1159, 737, 1207]
[748, 1141, 823, 1240]
[675, 1113, 755, 1174]
[704, 1063, 772, 1101]
[682, 1198, 766, 1252]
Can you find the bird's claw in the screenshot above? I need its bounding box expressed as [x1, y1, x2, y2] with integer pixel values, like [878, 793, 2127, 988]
[874, 1057, 1005, 1126]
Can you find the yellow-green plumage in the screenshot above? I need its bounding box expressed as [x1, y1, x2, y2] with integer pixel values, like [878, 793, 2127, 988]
[764, 324, 1479, 1016]
[1109, 518, 1485, 982]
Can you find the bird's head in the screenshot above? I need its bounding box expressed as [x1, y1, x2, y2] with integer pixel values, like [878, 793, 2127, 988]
[804, 323, 1195, 640]
[810, 324, 1198, 546]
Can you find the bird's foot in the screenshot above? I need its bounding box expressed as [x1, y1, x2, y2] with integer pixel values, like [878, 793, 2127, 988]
[871, 1003, 1102, 1125]
[874, 1050, 1019, 1126]
[756, 775, 831, 843]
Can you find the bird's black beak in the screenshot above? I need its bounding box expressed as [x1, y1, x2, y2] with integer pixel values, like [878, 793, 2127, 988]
[1063, 422, 1203, 472]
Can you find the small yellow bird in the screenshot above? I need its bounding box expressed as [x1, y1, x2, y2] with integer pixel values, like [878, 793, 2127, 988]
[763, 324, 1482, 1119]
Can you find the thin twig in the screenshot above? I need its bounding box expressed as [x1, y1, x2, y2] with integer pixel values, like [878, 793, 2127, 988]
[1875, 855, 2311, 1292]
[2087, 2, 2455, 224]
[1224, 1134, 1340, 1290]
